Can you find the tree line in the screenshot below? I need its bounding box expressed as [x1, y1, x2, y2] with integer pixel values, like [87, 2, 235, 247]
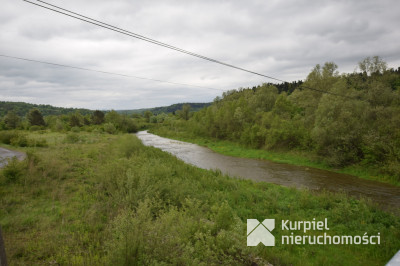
[0, 101, 208, 134]
[118, 102, 211, 116]
[0, 108, 139, 134]
[0, 101, 92, 117]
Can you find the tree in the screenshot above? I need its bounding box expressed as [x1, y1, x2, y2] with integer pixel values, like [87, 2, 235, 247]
[91, 110, 105, 125]
[105, 110, 122, 128]
[83, 115, 91, 126]
[178, 104, 191, 120]
[119, 115, 137, 133]
[289, 62, 339, 129]
[27, 108, 45, 126]
[4, 111, 20, 129]
[144, 111, 153, 123]
[311, 80, 366, 166]
[69, 112, 83, 127]
[358, 56, 387, 75]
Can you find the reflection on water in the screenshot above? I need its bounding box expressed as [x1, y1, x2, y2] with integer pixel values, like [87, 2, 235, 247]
[136, 131, 400, 212]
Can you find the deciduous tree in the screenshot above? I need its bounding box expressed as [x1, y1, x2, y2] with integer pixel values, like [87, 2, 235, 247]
[27, 108, 45, 126]
[4, 110, 20, 129]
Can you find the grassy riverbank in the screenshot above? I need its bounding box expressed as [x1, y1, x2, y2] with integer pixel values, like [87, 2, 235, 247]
[1, 131, 399, 265]
[150, 125, 400, 187]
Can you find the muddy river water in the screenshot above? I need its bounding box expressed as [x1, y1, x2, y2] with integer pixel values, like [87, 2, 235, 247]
[136, 131, 400, 211]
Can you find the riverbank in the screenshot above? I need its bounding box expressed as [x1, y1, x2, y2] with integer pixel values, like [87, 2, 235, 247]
[137, 130, 400, 212]
[1, 131, 399, 265]
[149, 126, 400, 187]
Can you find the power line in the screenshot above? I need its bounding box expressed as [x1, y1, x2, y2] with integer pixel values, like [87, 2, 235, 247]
[23, 0, 285, 83]
[21, 0, 361, 101]
[0, 54, 223, 91]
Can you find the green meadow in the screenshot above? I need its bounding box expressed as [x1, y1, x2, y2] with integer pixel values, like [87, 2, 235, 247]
[1, 130, 399, 265]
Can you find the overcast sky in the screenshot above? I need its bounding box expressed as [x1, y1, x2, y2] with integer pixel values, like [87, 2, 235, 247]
[1, 0, 400, 110]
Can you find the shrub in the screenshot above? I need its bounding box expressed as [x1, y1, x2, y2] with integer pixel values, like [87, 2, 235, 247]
[150, 116, 158, 123]
[122, 119, 138, 133]
[29, 125, 42, 132]
[104, 123, 117, 134]
[0, 131, 24, 144]
[54, 119, 65, 132]
[81, 125, 93, 132]
[92, 127, 104, 134]
[71, 126, 80, 133]
[10, 135, 28, 147]
[30, 138, 48, 148]
[65, 133, 80, 143]
[1, 157, 25, 183]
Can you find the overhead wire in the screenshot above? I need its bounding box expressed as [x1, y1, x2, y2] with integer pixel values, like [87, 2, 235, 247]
[0, 54, 223, 92]
[21, 0, 286, 84]
[20, 0, 361, 100]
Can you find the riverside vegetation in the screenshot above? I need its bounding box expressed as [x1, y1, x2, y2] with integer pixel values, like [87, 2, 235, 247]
[150, 57, 400, 186]
[1, 131, 399, 265]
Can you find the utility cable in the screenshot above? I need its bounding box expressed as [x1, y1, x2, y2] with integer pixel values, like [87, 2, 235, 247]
[0, 54, 223, 91]
[23, 0, 285, 83]
[21, 0, 362, 100]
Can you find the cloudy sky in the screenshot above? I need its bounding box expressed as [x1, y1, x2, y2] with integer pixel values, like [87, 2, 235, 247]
[1, 0, 399, 110]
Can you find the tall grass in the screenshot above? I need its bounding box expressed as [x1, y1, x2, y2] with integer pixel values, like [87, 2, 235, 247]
[0, 132, 399, 265]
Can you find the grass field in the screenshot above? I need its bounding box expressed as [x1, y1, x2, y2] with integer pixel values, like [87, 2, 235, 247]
[0, 130, 399, 265]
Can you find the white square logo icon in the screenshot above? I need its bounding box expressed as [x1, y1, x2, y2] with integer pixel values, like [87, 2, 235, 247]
[247, 219, 275, 246]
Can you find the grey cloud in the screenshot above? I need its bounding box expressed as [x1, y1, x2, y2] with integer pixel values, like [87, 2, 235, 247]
[0, 0, 399, 109]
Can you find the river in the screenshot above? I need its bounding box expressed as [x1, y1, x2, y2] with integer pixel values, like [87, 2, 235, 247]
[136, 131, 400, 212]
[0, 147, 25, 168]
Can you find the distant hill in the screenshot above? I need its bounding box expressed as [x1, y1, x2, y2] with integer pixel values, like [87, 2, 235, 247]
[0, 101, 93, 117]
[0, 101, 212, 118]
[118, 102, 212, 115]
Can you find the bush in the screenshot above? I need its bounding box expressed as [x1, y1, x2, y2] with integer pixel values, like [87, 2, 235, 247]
[92, 127, 104, 134]
[104, 123, 117, 134]
[30, 138, 48, 148]
[0, 131, 23, 144]
[0, 131, 48, 147]
[1, 157, 25, 183]
[71, 126, 80, 133]
[54, 119, 65, 132]
[29, 125, 42, 132]
[10, 135, 28, 147]
[122, 119, 138, 133]
[65, 133, 80, 143]
[150, 116, 158, 123]
[81, 125, 93, 132]
[382, 160, 400, 183]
